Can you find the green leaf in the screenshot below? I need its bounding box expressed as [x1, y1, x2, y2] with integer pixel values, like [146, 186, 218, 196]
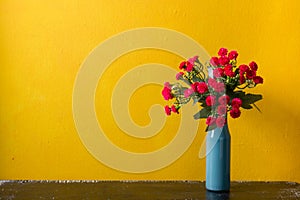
[240, 94, 262, 109]
[193, 107, 211, 120]
[193, 95, 206, 105]
[231, 90, 245, 98]
[192, 76, 203, 82]
[230, 91, 263, 111]
[241, 104, 253, 109]
[193, 111, 201, 120]
[242, 94, 263, 105]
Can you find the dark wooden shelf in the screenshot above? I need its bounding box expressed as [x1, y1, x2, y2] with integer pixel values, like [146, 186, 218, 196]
[1, 181, 299, 199]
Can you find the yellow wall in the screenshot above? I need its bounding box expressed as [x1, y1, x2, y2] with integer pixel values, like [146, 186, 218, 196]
[1, 0, 300, 181]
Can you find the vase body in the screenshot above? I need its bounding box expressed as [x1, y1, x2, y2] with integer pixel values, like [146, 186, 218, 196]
[206, 124, 230, 192]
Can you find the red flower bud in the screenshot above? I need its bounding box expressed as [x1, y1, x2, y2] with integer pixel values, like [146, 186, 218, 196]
[217, 105, 227, 115]
[213, 68, 224, 78]
[164, 106, 171, 116]
[228, 50, 238, 60]
[179, 61, 186, 70]
[219, 56, 230, 65]
[206, 95, 216, 106]
[216, 116, 226, 127]
[231, 98, 242, 108]
[218, 48, 228, 56]
[210, 57, 219, 66]
[253, 76, 263, 84]
[230, 107, 241, 118]
[206, 116, 216, 126]
[171, 105, 179, 114]
[249, 61, 258, 71]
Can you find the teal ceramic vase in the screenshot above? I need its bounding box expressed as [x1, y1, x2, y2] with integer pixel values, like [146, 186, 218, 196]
[206, 123, 231, 192]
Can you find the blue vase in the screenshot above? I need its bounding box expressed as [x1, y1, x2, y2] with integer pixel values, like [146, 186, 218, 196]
[206, 123, 230, 192]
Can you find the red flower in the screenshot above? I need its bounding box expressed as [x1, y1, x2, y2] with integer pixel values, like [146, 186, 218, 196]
[214, 82, 225, 93]
[164, 106, 171, 116]
[217, 105, 227, 115]
[246, 69, 256, 79]
[230, 107, 241, 118]
[162, 86, 173, 100]
[239, 75, 246, 84]
[171, 105, 179, 114]
[176, 72, 184, 80]
[239, 64, 249, 74]
[218, 95, 230, 105]
[206, 116, 216, 126]
[191, 83, 198, 92]
[164, 82, 171, 88]
[218, 48, 228, 56]
[186, 62, 194, 72]
[224, 64, 235, 77]
[225, 64, 232, 70]
[210, 57, 219, 66]
[208, 78, 217, 88]
[219, 56, 230, 65]
[192, 82, 208, 94]
[179, 61, 186, 70]
[216, 116, 226, 128]
[184, 88, 193, 98]
[231, 98, 242, 108]
[188, 56, 199, 64]
[228, 50, 238, 60]
[253, 76, 263, 84]
[206, 95, 216, 106]
[213, 68, 224, 78]
[249, 61, 258, 71]
[196, 82, 208, 94]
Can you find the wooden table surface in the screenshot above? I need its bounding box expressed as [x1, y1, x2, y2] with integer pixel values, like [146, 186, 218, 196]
[0, 181, 300, 199]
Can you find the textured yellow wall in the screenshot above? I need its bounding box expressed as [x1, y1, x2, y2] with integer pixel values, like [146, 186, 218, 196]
[1, 0, 300, 181]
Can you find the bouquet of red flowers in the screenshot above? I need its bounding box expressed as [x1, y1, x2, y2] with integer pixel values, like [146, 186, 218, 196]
[162, 47, 263, 131]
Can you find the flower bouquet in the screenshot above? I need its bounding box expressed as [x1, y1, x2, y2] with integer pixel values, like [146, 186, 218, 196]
[162, 47, 263, 131]
[162, 47, 263, 191]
